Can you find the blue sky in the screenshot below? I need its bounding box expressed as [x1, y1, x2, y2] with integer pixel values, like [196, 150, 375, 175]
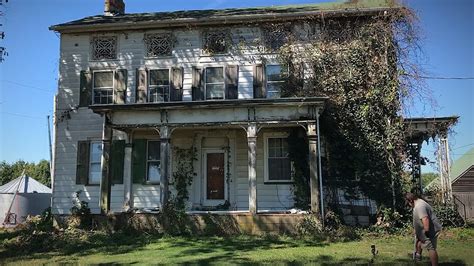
[0, 0, 473, 173]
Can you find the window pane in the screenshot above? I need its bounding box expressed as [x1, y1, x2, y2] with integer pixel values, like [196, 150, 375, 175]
[148, 162, 161, 182]
[206, 84, 225, 99]
[150, 70, 170, 86]
[268, 158, 291, 181]
[267, 83, 282, 98]
[89, 163, 101, 184]
[90, 143, 102, 162]
[94, 72, 113, 87]
[149, 86, 169, 102]
[206, 67, 224, 83]
[266, 65, 284, 81]
[147, 141, 161, 160]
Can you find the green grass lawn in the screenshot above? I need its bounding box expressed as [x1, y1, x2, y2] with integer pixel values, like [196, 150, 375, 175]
[1, 228, 473, 265]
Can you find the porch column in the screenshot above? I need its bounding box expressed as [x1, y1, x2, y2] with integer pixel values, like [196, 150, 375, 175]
[247, 123, 258, 214]
[307, 123, 320, 215]
[160, 125, 171, 206]
[123, 132, 133, 211]
[100, 114, 112, 214]
[438, 132, 452, 203]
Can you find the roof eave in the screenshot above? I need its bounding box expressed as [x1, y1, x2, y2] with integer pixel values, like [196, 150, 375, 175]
[50, 7, 399, 33]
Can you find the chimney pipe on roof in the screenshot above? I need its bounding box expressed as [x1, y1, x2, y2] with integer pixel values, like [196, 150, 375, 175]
[104, 0, 125, 16]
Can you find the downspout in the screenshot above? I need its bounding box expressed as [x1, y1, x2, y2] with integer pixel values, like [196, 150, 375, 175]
[316, 109, 324, 225]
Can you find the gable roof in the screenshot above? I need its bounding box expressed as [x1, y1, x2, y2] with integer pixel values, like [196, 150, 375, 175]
[451, 147, 474, 183]
[0, 175, 52, 194]
[50, 0, 401, 33]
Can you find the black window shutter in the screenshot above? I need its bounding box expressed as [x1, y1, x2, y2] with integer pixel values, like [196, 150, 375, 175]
[132, 139, 147, 184]
[225, 65, 239, 99]
[114, 69, 127, 104]
[79, 71, 92, 107]
[76, 141, 90, 185]
[110, 140, 125, 185]
[136, 68, 148, 103]
[170, 67, 183, 102]
[192, 66, 204, 101]
[253, 64, 265, 98]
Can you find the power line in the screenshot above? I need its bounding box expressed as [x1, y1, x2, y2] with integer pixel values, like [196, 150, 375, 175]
[1, 112, 44, 120]
[1, 80, 55, 93]
[452, 143, 474, 150]
[403, 74, 474, 80]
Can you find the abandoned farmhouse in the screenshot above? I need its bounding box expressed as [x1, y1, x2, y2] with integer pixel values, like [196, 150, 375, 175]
[48, 0, 441, 229]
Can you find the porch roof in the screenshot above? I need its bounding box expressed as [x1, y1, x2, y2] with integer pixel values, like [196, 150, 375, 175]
[404, 116, 459, 142]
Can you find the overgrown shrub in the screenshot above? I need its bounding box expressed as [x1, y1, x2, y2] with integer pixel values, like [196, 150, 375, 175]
[69, 190, 92, 229]
[433, 203, 465, 227]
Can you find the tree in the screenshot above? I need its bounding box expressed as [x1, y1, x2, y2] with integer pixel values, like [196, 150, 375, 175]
[0, 160, 51, 187]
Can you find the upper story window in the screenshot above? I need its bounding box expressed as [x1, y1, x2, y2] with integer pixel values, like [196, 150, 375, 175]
[93, 71, 114, 104]
[89, 142, 102, 185]
[263, 24, 291, 51]
[148, 69, 170, 102]
[147, 140, 161, 183]
[266, 65, 287, 98]
[264, 134, 292, 183]
[144, 33, 175, 57]
[205, 67, 225, 100]
[203, 29, 230, 55]
[91, 36, 117, 60]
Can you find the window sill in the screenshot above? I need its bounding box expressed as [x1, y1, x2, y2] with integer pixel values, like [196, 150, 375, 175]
[86, 184, 100, 186]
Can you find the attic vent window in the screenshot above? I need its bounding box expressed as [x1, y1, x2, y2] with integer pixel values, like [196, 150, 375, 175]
[203, 29, 230, 55]
[263, 24, 291, 51]
[91, 36, 117, 60]
[144, 33, 175, 57]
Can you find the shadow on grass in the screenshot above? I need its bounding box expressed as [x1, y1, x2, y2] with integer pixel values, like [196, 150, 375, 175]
[0, 231, 470, 265]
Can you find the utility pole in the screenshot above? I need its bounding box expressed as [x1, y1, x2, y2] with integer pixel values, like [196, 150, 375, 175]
[47, 115, 53, 174]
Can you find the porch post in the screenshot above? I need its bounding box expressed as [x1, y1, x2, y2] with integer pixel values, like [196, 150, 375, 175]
[123, 132, 133, 211]
[100, 114, 112, 214]
[247, 123, 258, 214]
[160, 125, 171, 207]
[307, 123, 320, 216]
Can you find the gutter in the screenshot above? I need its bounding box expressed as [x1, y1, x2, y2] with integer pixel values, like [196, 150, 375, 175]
[50, 7, 401, 33]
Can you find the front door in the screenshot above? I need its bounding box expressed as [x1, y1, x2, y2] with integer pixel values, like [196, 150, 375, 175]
[205, 152, 225, 204]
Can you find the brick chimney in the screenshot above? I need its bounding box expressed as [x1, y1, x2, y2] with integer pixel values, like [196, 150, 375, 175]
[104, 0, 125, 16]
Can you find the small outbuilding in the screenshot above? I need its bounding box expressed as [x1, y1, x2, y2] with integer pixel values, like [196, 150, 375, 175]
[0, 175, 52, 227]
[451, 148, 474, 222]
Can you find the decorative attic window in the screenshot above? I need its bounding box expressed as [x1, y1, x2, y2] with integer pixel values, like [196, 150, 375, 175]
[263, 24, 291, 51]
[203, 29, 230, 55]
[91, 36, 117, 60]
[144, 33, 175, 57]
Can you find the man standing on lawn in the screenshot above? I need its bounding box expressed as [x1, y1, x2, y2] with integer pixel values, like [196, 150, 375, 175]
[405, 192, 443, 266]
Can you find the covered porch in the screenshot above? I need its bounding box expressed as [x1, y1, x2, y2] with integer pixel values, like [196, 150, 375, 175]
[90, 98, 327, 215]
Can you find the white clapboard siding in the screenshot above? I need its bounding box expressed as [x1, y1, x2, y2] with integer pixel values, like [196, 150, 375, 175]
[53, 22, 315, 214]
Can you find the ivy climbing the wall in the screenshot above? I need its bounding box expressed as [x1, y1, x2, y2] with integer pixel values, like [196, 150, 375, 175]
[172, 147, 197, 210]
[279, 9, 419, 211]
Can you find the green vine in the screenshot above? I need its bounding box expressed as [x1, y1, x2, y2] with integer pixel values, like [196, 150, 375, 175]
[287, 128, 310, 209]
[278, 9, 419, 211]
[172, 147, 197, 210]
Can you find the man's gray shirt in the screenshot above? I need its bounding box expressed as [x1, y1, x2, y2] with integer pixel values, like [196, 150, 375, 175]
[413, 199, 442, 241]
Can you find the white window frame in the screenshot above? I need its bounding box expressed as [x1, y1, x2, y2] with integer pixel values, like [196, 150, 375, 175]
[92, 70, 115, 105]
[89, 141, 102, 185]
[263, 132, 293, 183]
[205, 66, 225, 100]
[265, 65, 287, 99]
[148, 68, 171, 103]
[146, 140, 161, 184]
